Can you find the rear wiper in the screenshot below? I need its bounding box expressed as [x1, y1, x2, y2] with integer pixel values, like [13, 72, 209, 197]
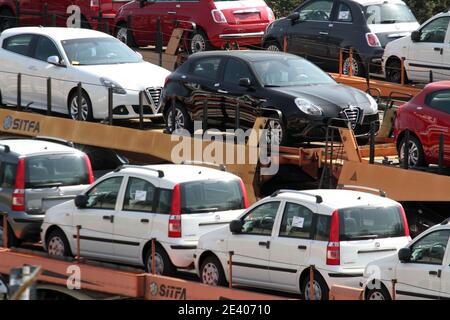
[346, 234, 380, 240]
[186, 207, 219, 213]
[380, 19, 397, 24]
[264, 85, 281, 87]
[30, 182, 64, 188]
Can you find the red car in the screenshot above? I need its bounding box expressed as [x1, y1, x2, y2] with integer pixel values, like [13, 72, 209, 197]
[114, 0, 274, 52]
[394, 81, 450, 168]
[0, 0, 128, 31]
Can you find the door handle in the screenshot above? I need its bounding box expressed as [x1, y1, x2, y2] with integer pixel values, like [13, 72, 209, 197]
[258, 241, 270, 249]
[168, 11, 176, 14]
[103, 215, 114, 223]
[217, 89, 228, 94]
[319, 31, 329, 36]
[140, 218, 149, 223]
[298, 245, 307, 250]
[429, 270, 442, 277]
[434, 47, 443, 54]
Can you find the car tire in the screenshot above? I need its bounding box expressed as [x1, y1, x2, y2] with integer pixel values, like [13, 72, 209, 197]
[386, 59, 407, 84]
[189, 29, 211, 54]
[264, 40, 282, 52]
[0, 9, 14, 32]
[144, 244, 176, 276]
[366, 285, 391, 300]
[398, 135, 426, 168]
[200, 255, 228, 287]
[116, 23, 137, 48]
[301, 271, 329, 300]
[342, 54, 365, 77]
[46, 229, 72, 257]
[165, 103, 193, 133]
[68, 90, 94, 121]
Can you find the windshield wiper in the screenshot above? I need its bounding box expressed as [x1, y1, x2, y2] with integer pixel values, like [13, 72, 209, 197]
[30, 182, 64, 188]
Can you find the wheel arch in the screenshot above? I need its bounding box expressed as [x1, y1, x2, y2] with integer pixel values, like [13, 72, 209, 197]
[364, 279, 392, 300]
[141, 239, 172, 266]
[299, 267, 329, 295]
[262, 37, 281, 49]
[44, 225, 73, 256]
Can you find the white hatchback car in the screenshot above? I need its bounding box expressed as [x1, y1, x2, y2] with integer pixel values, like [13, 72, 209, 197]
[0, 27, 170, 121]
[194, 189, 411, 300]
[362, 218, 450, 300]
[41, 164, 248, 275]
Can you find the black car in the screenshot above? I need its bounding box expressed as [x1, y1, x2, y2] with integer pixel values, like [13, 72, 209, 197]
[262, 0, 419, 76]
[161, 51, 380, 145]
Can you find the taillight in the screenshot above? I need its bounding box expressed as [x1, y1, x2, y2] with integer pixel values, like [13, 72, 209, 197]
[366, 33, 381, 47]
[169, 184, 182, 238]
[238, 179, 249, 209]
[399, 206, 410, 238]
[327, 210, 340, 265]
[90, 0, 100, 11]
[12, 159, 25, 212]
[83, 154, 94, 184]
[211, 9, 227, 23]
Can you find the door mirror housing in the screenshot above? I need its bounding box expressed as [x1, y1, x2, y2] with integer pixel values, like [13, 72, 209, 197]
[411, 30, 420, 42]
[74, 194, 88, 209]
[239, 77, 252, 88]
[47, 56, 64, 67]
[229, 219, 243, 234]
[287, 12, 300, 23]
[398, 247, 412, 263]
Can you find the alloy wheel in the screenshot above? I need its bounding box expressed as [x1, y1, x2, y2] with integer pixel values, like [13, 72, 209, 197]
[266, 119, 283, 146]
[47, 236, 66, 256]
[304, 280, 323, 300]
[202, 262, 220, 286]
[167, 108, 186, 131]
[191, 34, 206, 53]
[399, 141, 419, 167]
[368, 291, 386, 300]
[70, 96, 89, 121]
[343, 57, 359, 76]
[116, 27, 128, 44]
[266, 44, 280, 52]
[147, 252, 165, 275]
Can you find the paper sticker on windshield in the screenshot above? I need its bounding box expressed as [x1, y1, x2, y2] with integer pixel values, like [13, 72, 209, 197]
[135, 190, 147, 201]
[292, 216, 305, 228]
[338, 11, 350, 20]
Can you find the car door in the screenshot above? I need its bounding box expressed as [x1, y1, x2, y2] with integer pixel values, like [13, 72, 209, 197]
[131, 0, 159, 46]
[72, 176, 124, 259]
[113, 176, 158, 263]
[287, 0, 336, 67]
[269, 201, 316, 291]
[440, 235, 450, 299]
[395, 229, 450, 300]
[19, 0, 44, 27]
[406, 16, 450, 82]
[226, 201, 281, 286]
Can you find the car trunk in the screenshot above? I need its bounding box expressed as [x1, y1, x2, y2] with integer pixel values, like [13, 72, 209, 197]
[214, 0, 269, 25]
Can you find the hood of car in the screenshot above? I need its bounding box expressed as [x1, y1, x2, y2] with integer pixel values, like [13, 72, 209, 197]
[75, 62, 171, 90]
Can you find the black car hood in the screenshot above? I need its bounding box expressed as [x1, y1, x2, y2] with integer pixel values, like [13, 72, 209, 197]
[269, 83, 371, 109]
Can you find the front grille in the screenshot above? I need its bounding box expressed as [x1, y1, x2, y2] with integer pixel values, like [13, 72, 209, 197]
[145, 87, 162, 111]
[342, 107, 361, 129]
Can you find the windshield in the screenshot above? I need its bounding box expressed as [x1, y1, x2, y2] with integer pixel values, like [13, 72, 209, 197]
[26, 154, 90, 188]
[181, 180, 245, 214]
[61, 37, 141, 66]
[364, 3, 417, 24]
[253, 56, 335, 87]
[339, 206, 406, 241]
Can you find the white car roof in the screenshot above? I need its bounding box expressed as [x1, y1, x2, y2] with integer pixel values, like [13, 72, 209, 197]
[117, 164, 242, 186]
[1, 139, 82, 157]
[352, 0, 406, 5]
[0, 27, 111, 41]
[272, 189, 399, 212]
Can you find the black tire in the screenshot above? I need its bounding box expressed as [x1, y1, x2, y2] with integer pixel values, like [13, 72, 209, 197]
[116, 22, 137, 48]
[342, 54, 365, 77]
[365, 284, 392, 300]
[200, 255, 228, 287]
[398, 134, 426, 168]
[0, 9, 15, 32]
[301, 271, 329, 300]
[68, 90, 94, 121]
[264, 40, 282, 52]
[165, 103, 193, 133]
[144, 244, 176, 276]
[46, 229, 72, 257]
[386, 59, 407, 84]
[189, 29, 212, 54]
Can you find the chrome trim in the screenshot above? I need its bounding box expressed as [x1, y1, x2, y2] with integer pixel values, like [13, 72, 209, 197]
[144, 87, 163, 114]
[233, 9, 260, 14]
[219, 31, 264, 39]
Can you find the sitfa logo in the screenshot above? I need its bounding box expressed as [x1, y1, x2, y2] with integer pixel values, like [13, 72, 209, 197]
[2, 116, 40, 133]
[150, 282, 187, 300]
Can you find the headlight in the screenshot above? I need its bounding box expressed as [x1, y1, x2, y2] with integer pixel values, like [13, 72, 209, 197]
[100, 78, 127, 95]
[366, 94, 379, 113]
[295, 98, 323, 116]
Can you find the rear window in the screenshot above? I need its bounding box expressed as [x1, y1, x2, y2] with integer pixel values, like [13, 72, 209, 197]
[25, 154, 89, 188]
[181, 180, 244, 214]
[364, 3, 416, 24]
[339, 206, 405, 241]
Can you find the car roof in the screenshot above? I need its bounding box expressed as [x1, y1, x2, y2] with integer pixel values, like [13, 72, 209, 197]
[272, 189, 399, 212]
[0, 27, 112, 41]
[424, 81, 450, 91]
[117, 164, 242, 185]
[351, 0, 406, 5]
[189, 50, 300, 63]
[0, 139, 82, 157]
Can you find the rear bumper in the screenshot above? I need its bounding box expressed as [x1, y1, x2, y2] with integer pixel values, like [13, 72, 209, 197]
[163, 241, 198, 269]
[321, 267, 365, 290]
[207, 24, 269, 48]
[8, 213, 44, 241]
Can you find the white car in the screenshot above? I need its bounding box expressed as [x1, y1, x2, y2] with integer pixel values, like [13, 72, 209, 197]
[383, 11, 450, 83]
[362, 218, 450, 300]
[194, 189, 411, 300]
[41, 164, 248, 276]
[0, 27, 170, 121]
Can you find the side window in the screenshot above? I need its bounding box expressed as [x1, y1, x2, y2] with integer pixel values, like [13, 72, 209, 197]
[298, 0, 334, 22]
[241, 201, 280, 236]
[410, 230, 450, 265]
[337, 3, 352, 22]
[34, 36, 61, 62]
[2, 34, 34, 57]
[156, 189, 172, 214]
[191, 58, 221, 80]
[86, 177, 123, 210]
[223, 59, 253, 84]
[0, 162, 17, 189]
[123, 177, 156, 212]
[418, 17, 450, 43]
[314, 214, 331, 241]
[279, 202, 314, 239]
[426, 90, 450, 114]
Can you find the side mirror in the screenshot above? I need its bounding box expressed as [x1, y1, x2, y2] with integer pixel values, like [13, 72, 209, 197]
[47, 55, 64, 67]
[239, 77, 252, 88]
[398, 247, 411, 263]
[287, 12, 300, 23]
[74, 194, 88, 209]
[411, 30, 420, 42]
[229, 220, 243, 234]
